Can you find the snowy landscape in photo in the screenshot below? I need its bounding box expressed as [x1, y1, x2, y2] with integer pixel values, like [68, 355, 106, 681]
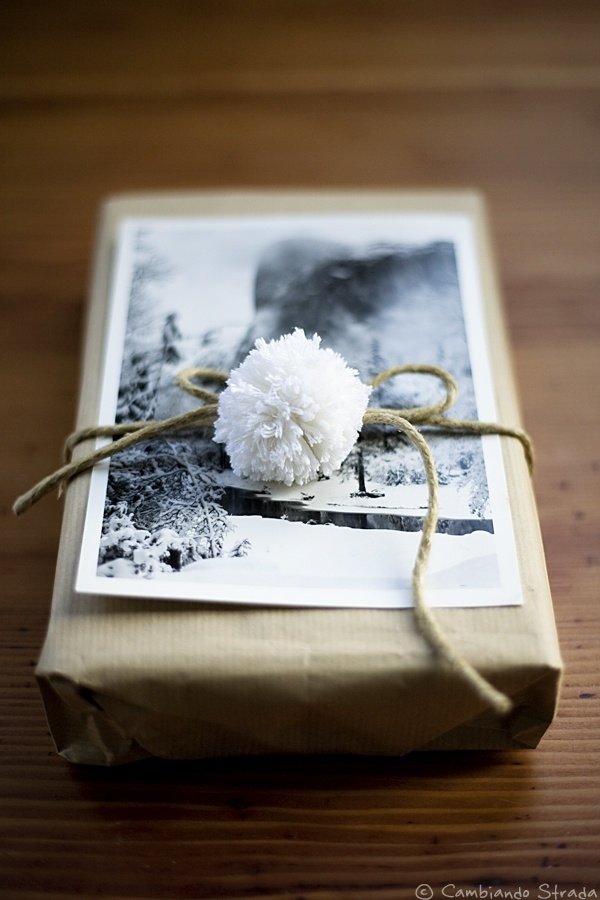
[76, 213, 523, 608]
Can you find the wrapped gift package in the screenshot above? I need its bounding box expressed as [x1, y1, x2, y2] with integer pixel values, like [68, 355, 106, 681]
[33, 191, 562, 764]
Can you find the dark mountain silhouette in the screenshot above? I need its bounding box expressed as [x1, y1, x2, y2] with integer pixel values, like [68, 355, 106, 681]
[236, 238, 459, 365]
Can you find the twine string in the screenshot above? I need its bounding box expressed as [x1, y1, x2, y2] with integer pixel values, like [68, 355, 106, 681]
[13, 364, 533, 718]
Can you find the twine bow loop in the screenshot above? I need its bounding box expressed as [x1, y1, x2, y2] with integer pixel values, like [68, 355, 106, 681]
[175, 366, 228, 405]
[368, 363, 458, 423]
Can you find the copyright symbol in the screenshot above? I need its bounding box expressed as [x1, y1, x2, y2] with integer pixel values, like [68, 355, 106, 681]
[416, 886, 434, 900]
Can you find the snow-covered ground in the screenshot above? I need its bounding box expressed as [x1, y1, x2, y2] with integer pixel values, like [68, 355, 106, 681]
[153, 515, 503, 608]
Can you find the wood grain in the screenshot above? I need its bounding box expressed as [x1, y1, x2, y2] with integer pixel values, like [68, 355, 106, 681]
[1, 1, 599, 896]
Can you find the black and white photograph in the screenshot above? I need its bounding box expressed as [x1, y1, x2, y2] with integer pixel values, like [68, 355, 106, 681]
[76, 213, 522, 608]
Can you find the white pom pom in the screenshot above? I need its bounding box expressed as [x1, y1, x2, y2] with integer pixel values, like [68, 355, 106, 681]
[214, 329, 371, 486]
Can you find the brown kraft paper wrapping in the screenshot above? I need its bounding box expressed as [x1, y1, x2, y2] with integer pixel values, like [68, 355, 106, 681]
[34, 191, 562, 765]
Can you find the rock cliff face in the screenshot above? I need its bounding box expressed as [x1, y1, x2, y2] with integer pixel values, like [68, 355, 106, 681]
[236, 239, 461, 379]
[236, 237, 474, 419]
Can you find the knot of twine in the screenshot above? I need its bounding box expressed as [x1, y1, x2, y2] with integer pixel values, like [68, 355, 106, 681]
[13, 363, 533, 719]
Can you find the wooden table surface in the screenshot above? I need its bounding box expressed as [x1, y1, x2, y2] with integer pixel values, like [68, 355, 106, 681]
[2, 2, 599, 896]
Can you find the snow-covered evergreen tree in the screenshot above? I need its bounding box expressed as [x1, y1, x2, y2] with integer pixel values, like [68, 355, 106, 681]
[101, 436, 232, 575]
[116, 244, 177, 423]
[98, 502, 203, 577]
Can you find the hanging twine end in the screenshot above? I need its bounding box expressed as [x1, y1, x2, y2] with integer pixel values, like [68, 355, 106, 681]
[13, 484, 53, 517]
